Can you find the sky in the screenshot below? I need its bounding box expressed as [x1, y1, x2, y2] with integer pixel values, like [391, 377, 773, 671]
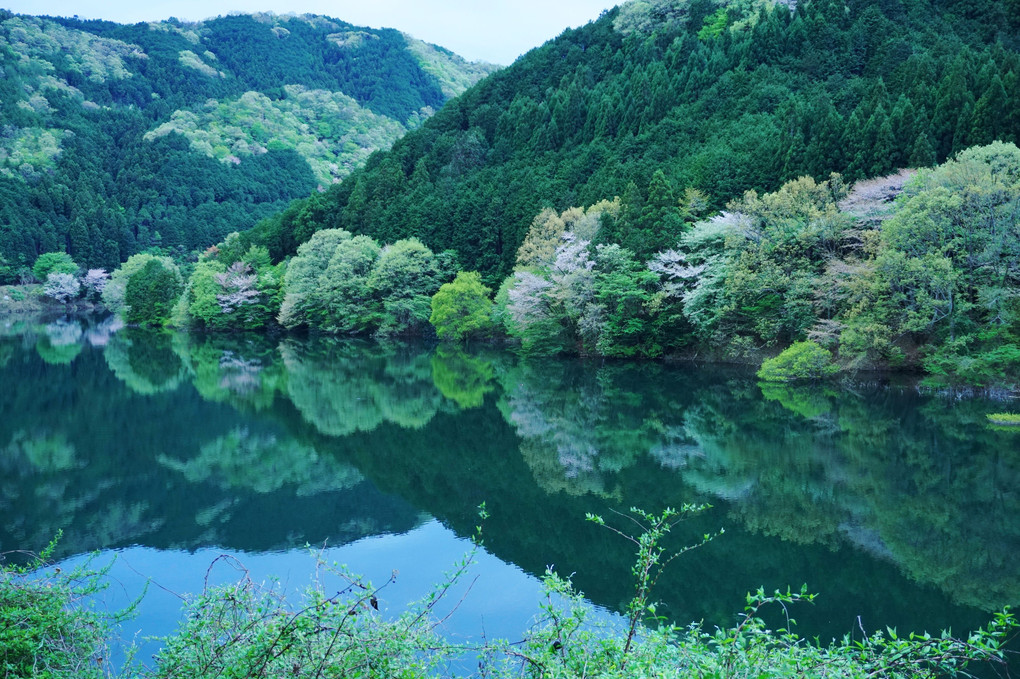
[1, 0, 619, 65]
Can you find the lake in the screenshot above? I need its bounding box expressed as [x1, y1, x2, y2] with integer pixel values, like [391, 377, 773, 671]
[1, 315, 1018, 668]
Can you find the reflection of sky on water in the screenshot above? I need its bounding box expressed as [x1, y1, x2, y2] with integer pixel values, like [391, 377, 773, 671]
[57, 519, 577, 671]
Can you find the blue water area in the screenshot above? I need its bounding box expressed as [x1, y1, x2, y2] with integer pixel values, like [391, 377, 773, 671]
[55, 520, 557, 669]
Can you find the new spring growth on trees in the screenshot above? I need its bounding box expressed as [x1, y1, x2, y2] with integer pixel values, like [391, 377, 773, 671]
[429, 271, 494, 342]
[1, 531, 142, 679]
[586, 505, 723, 669]
[32, 252, 78, 282]
[757, 340, 840, 382]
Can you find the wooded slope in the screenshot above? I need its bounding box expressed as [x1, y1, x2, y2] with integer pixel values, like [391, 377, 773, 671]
[0, 10, 497, 279]
[245, 0, 1020, 280]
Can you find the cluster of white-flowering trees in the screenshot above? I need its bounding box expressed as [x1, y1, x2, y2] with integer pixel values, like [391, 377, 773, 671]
[495, 142, 1020, 387]
[494, 200, 698, 357]
[31, 251, 110, 305]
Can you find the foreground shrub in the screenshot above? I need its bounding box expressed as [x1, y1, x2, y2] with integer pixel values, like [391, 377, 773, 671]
[499, 507, 1016, 679]
[143, 516, 487, 679]
[0, 533, 122, 679]
[148, 566, 455, 678]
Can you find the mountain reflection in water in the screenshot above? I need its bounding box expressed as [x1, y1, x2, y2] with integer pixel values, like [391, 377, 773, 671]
[1, 317, 1017, 652]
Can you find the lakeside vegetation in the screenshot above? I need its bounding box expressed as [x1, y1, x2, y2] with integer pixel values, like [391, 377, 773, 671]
[13, 139, 1020, 390]
[4, 0, 1020, 389]
[4, 508, 1016, 679]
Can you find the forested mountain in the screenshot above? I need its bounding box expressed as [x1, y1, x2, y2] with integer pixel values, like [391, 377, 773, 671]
[243, 0, 1020, 280]
[0, 10, 497, 279]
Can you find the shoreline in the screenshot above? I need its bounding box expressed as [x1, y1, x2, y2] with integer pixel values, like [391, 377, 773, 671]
[4, 299, 1017, 398]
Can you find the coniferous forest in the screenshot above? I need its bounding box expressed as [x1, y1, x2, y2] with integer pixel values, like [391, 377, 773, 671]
[244, 0, 1020, 277]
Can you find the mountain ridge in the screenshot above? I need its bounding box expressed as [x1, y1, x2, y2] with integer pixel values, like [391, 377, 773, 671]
[0, 8, 498, 278]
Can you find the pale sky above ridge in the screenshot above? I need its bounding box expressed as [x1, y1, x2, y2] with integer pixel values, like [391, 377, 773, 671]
[1, 1, 618, 65]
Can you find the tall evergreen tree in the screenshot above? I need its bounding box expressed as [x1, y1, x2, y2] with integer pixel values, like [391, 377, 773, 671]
[971, 74, 1009, 143]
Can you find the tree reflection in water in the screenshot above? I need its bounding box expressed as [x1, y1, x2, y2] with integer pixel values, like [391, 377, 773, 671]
[0, 323, 1015, 639]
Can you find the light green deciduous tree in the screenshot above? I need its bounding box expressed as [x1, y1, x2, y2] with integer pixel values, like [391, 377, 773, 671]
[430, 271, 494, 342]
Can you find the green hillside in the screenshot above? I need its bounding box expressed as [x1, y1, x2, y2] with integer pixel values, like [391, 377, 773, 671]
[0, 10, 498, 278]
[245, 0, 1020, 279]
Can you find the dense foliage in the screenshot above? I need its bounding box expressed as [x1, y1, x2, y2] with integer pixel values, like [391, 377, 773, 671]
[176, 238, 285, 331]
[757, 340, 839, 381]
[242, 0, 1020, 282]
[31, 251, 78, 280]
[273, 228, 456, 336]
[124, 259, 184, 327]
[50, 143, 1000, 392]
[4, 511, 1015, 679]
[490, 143, 1020, 386]
[0, 535, 120, 679]
[851, 143, 1020, 384]
[101, 252, 180, 315]
[9, 0, 1020, 388]
[21, 131, 1008, 390]
[430, 271, 495, 342]
[0, 10, 496, 279]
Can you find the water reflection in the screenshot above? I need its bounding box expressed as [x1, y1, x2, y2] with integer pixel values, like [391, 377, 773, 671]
[681, 380, 1020, 612]
[0, 324, 420, 558]
[106, 329, 187, 395]
[36, 319, 84, 365]
[4, 430, 80, 473]
[0, 321, 1017, 644]
[173, 333, 284, 411]
[281, 338, 441, 434]
[158, 427, 363, 496]
[495, 360, 670, 497]
[430, 345, 495, 409]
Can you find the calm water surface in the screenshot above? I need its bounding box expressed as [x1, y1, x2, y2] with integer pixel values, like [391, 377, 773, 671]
[1, 315, 1018, 666]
